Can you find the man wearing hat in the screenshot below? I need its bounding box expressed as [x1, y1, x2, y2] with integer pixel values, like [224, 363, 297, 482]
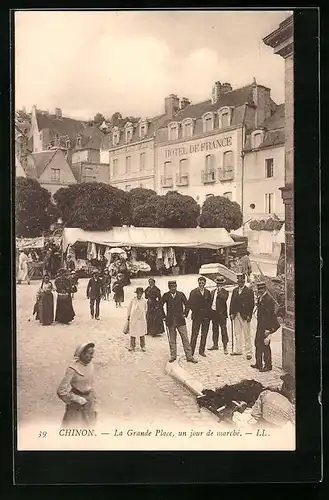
[229, 273, 254, 359]
[186, 276, 212, 357]
[209, 276, 229, 354]
[251, 281, 280, 372]
[160, 281, 197, 363]
[86, 270, 105, 320]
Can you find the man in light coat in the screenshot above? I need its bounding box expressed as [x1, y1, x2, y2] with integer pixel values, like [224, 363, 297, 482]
[229, 273, 254, 359]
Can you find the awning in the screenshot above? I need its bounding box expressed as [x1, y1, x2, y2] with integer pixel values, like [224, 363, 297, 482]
[62, 227, 237, 253]
[274, 223, 285, 244]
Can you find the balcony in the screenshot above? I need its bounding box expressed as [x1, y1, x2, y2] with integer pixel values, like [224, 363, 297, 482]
[176, 173, 189, 186]
[218, 168, 234, 181]
[161, 175, 173, 188]
[201, 169, 216, 184]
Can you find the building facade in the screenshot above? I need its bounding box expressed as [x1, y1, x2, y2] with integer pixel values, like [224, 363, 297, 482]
[243, 104, 285, 222]
[155, 81, 278, 208]
[263, 14, 294, 376]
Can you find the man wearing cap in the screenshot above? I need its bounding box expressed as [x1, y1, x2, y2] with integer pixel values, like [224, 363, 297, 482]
[186, 276, 212, 357]
[229, 273, 254, 359]
[209, 276, 229, 354]
[160, 281, 197, 363]
[86, 270, 104, 320]
[251, 282, 280, 372]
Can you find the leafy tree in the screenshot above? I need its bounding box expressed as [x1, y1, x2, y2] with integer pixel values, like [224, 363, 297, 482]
[110, 112, 123, 127]
[93, 113, 105, 125]
[54, 182, 130, 230]
[126, 187, 156, 212]
[199, 195, 243, 231]
[132, 191, 200, 228]
[15, 177, 58, 237]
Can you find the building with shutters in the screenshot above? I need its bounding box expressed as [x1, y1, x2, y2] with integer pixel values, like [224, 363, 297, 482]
[154, 80, 281, 210]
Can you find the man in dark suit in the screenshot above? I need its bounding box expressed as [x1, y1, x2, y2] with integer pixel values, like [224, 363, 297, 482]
[208, 276, 229, 354]
[160, 280, 197, 364]
[186, 276, 212, 357]
[251, 282, 281, 372]
[86, 270, 104, 320]
[229, 273, 254, 359]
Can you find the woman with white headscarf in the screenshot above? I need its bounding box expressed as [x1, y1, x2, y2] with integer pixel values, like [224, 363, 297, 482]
[57, 341, 97, 427]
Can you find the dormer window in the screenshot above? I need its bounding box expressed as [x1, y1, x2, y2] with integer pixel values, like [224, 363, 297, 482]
[251, 130, 264, 149]
[124, 122, 134, 143]
[112, 127, 120, 146]
[139, 118, 149, 139]
[168, 122, 179, 141]
[182, 118, 194, 138]
[218, 106, 232, 128]
[202, 112, 214, 133]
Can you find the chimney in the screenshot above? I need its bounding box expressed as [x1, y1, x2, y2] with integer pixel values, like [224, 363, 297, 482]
[164, 94, 180, 119]
[252, 84, 272, 128]
[221, 82, 233, 93]
[55, 108, 62, 119]
[180, 97, 191, 110]
[212, 81, 221, 104]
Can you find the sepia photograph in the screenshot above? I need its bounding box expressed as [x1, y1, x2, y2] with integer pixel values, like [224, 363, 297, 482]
[14, 9, 296, 452]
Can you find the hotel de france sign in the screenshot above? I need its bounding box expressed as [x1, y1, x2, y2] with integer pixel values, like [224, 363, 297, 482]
[164, 136, 233, 159]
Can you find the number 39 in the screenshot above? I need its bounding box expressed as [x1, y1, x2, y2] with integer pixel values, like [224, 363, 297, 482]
[38, 431, 47, 438]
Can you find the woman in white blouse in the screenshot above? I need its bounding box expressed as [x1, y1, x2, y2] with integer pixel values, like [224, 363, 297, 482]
[57, 342, 96, 428]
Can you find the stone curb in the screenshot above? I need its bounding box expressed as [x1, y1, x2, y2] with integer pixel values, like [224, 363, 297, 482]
[165, 358, 219, 423]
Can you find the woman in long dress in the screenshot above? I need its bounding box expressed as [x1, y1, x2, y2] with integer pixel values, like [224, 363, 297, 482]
[57, 342, 97, 428]
[144, 278, 165, 336]
[54, 268, 75, 324]
[112, 273, 125, 307]
[36, 274, 54, 325]
[126, 287, 147, 351]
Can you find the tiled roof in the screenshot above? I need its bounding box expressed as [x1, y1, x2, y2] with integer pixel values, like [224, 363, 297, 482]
[36, 111, 86, 142]
[30, 150, 57, 177]
[244, 104, 285, 151]
[77, 126, 105, 150]
[160, 84, 255, 127]
[262, 103, 285, 130]
[101, 114, 167, 150]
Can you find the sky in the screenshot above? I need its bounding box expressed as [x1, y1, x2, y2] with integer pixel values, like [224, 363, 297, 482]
[15, 10, 292, 121]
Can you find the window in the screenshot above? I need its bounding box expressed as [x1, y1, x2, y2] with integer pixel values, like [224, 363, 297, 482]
[164, 161, 172, 178]
[125, 156, 131, 174]
[125, 128, 133, 143]
[177, 159, 189, 185]
[112, 158, 118, 176]
[168, 123, 179, 141]
[265, 193, 274, 214]
[76, 136, 81, 148]
[51, 168, 60, 181]
[205, 154, 214, 173]
[221, 112, 229, 128]
[265, 158, 274, 178]
[65, 139, 70, 149]
[223, 191, 232, 200]
[220, 151, 234, 181]
[140, 152, 146, 172]
[204, 116, 213, 132]
[253, 132, 262, 148]
[140, 125, 146, 138]
[182, 119, 193, 138]
[162, 161, 173, 187]
[112, 128, 120, 146]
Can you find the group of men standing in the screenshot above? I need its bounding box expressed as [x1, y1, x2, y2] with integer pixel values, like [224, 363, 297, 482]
[160, 273, 280, 372]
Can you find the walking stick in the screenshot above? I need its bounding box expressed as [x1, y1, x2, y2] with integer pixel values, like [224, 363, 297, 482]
[230, 317, 234, 353]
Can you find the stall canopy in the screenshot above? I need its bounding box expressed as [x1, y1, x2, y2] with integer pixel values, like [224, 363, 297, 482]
[62, 227, 238, 253]
[16, 236, 62, 250]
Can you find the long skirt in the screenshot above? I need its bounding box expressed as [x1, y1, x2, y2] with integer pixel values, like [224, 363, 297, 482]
[114, 289, 124, 304]
[39, 292, 54, 325]
[61, 389, 97, 428]
[147, 303, 165, 336]
[55, 294, 75, 324]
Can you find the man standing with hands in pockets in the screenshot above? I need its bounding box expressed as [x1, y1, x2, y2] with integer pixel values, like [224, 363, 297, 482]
[86, 270, 104, 320]
[229, 273, 254, 359]
[209, 276, 229, 354]
[160, 280, 197, 364]
[186, 276, 212, 358]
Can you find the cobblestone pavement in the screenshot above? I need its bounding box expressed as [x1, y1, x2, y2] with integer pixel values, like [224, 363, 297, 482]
[16, 272, 283, 431]
[16, 275, 217, 429]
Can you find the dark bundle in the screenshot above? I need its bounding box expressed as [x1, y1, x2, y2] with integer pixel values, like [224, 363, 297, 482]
[197, 380, 267, 420]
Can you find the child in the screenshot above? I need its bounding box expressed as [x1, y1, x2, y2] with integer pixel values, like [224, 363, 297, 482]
[125, 287, 147, 352]
[102, 269, 111, 301]
[112, 273, 124, 308]
[69, 271, 79, 300]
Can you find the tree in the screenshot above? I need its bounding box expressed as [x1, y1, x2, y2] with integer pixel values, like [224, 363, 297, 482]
[54, 183, 130, 230]
[199, 195, 243, 231]
[93, 113, 105, 126]
[15, 177, 58, 237]
[110, 112, 123, 127]
[132, 191, 200, 228]
[126, 187, 156, 212]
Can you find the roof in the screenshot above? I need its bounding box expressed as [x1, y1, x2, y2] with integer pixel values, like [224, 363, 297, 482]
[36, 111, 86, 142]
[244, 104, 285, 151]
[30, 150, 58, 177]
[62, 226, 236, 252]
[101, 114, 167, 150]
[76, 126, 105, 151]
[160, 84, 255, 127]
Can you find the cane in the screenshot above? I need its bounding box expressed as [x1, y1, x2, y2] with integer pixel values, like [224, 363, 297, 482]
[230, 317, 234, 354]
